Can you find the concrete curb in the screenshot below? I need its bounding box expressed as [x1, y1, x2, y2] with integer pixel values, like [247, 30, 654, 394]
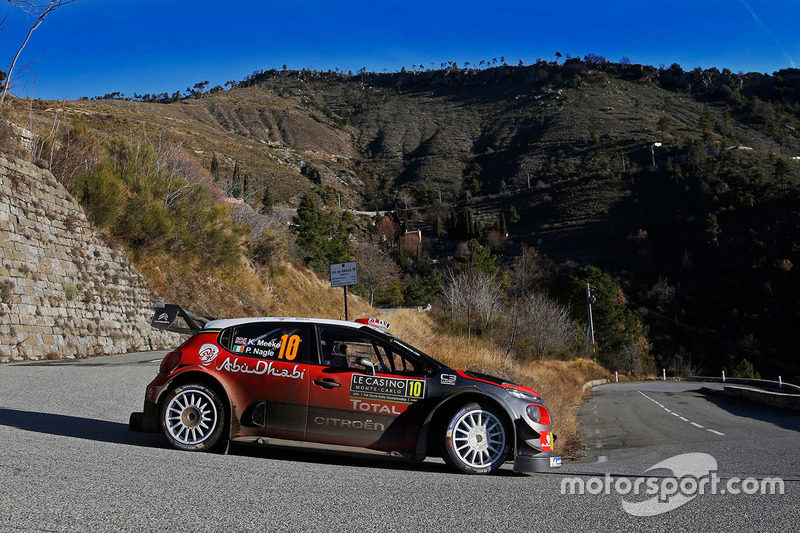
[582, 378, 610, 392]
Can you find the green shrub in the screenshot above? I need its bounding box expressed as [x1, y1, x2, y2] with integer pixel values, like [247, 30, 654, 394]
[0, 279, 12, 304]
[68, 135, 246, 270]
[250, 230, 286, 274]
[73, 162, 125, 228]
[63, 282, 80, 301]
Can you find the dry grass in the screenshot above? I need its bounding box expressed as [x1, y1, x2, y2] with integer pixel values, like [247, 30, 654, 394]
[135, 252, 275, 318]
[377, 310, 611, 458]
[136, 252, 373, 322]
[270, 262, 372, 319]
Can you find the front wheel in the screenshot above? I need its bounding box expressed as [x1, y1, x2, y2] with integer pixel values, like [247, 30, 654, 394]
[443, 402, 508, 474]
[160, 383, 225, 451]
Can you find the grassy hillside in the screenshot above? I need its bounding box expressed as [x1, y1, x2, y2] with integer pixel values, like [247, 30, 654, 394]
[4, 59, 800, 381]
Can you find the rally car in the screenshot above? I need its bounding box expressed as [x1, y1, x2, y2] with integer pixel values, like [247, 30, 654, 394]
[129, 303, 561, 474]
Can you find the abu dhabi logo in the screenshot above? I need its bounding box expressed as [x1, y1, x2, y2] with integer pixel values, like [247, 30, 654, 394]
[561, 453, 784, 517]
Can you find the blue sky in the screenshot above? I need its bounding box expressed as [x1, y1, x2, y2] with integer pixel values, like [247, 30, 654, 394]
[2, 0, 799, 101]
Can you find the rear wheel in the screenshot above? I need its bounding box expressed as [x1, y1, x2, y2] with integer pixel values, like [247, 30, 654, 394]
[160, 383, 225, 451]
[443, 402, 508, 474]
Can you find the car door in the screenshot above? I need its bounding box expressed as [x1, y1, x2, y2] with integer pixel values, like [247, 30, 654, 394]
[217, 322, 311, 440]
[305, 325, 428, 452]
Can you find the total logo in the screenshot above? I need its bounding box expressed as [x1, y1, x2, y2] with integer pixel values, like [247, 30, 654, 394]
[198, 344, 220, 366]
[350, 399, 402, 415]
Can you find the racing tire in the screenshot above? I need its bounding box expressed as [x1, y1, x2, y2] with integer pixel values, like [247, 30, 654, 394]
[160, 383, 225, 452]
[443, 402, 509, 474]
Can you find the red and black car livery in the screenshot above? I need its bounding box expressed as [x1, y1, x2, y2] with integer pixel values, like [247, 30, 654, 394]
[129, 303, 562, 474]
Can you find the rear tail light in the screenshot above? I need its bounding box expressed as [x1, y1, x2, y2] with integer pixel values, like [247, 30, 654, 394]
[160, 350, 182, 374]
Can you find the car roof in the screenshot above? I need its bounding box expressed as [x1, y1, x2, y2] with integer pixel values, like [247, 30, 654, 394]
[203, 315, 445, 370]
[203, 316, 367, 331]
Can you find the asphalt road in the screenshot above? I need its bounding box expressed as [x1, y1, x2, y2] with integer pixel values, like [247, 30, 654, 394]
[1, 353, 798, 532]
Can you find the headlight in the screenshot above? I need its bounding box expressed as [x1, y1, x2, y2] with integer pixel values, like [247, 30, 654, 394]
[525, 404, 551, 426]
[505, 388, 540, 402]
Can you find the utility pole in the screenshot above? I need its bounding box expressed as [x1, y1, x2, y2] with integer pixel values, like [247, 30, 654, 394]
[586, 283, 596, 347]
[651, 142, 662, 169]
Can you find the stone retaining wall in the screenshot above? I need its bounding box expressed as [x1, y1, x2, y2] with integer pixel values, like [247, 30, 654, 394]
[0, 154, 179, 362]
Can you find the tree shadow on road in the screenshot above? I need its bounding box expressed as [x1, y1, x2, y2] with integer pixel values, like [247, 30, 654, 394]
[696, 390, 800, 432]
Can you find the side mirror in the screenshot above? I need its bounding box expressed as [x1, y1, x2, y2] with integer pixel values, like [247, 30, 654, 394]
[354, 356, 376, 376]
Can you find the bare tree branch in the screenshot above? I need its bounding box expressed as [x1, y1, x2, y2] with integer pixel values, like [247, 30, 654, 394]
[517, 292, 576, 360]
[442, 268, 499, 338]
[1, 0, 75, 107]
[353, 242, 401, 306]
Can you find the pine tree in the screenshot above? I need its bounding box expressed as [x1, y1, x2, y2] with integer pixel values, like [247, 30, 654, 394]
[210, 153, 219, 181]
[231, 162, 241, 198]
[261, 183, 275, 213]
[705, 213, 721, 247]
[292, 193, 351, 271]
[434, 216, 444, 240]
[293, 194, 327, 268]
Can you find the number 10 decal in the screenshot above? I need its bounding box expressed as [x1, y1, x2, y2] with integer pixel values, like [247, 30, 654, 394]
[408, 380, 423, 397]
[278, 334, 301, 360]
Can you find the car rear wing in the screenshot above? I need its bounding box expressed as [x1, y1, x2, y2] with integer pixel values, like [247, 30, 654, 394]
[150, 302, 216, 335]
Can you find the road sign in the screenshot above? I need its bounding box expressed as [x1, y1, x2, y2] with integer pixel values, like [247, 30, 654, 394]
[330, 262, 358, 287]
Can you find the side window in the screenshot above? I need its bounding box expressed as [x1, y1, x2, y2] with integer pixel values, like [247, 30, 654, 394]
[221, 323, 310, 363]
[318, 327, 422, 375]
[383, 348, 418, 374]
[318, 327, 373, 368]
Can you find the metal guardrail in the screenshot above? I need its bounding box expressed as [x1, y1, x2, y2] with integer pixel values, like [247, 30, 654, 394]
[687, 376, 800, 394]
[375, 304, 432, 313]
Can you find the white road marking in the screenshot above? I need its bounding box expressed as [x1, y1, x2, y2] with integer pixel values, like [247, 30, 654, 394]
[597, 456, 608, 463]
[638, 390, 725, 437]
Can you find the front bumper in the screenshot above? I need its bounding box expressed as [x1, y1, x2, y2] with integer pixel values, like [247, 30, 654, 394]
[513, 451, 562, 472]
[513, 417, 561, 472]
[128, 401, 158, 433]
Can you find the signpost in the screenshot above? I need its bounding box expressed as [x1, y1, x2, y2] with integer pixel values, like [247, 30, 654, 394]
[330, 262, 358, 320]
